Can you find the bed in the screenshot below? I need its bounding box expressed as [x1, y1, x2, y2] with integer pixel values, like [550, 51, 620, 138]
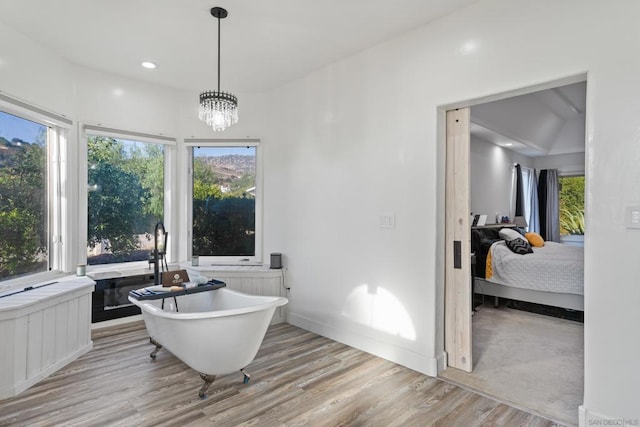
[471, 227, 584, 311]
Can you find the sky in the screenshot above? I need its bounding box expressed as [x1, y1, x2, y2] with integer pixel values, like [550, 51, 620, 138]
[0, 110, 45, 144]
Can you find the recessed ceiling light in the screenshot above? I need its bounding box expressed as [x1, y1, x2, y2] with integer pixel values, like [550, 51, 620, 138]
[461, 40, 477, 54]
[141, 61, 157, 69]
[504, 143, 513, 147]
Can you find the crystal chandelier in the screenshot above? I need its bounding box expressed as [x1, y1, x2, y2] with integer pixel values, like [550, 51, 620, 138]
[199, 7, 238, 132]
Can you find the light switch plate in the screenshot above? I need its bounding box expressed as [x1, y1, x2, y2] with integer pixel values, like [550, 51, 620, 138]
[625, 206, 640, 229]
[380, 214, 395, 229]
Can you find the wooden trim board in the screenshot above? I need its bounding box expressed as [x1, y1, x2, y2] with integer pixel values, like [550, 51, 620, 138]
[444, 108, 472, 372]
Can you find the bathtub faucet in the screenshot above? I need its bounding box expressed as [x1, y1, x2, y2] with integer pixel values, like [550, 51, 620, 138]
[151, 222, 168, 286]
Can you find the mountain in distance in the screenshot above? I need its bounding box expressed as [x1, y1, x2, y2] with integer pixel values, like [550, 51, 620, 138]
[199, 154, 255, 179]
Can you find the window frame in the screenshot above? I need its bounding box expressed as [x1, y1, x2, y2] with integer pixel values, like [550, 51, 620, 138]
[80, 125, 176, 272]
[0, 95, 72, 287]
[185, 139, 263, 265]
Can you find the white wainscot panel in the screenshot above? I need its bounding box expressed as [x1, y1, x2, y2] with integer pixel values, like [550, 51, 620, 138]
[186, 265, 287, 325]
[0, 277, 95, 399]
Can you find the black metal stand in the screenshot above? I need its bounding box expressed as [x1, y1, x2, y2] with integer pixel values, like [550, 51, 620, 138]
[149, 338, 163, 359]
[198, 374, 217, 399]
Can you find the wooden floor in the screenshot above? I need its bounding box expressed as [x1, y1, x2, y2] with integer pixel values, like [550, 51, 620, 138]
[0, 321, 559, 426]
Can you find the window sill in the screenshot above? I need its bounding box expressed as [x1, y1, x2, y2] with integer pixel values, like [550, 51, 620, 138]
[0, 270, 68, 294]
[560, 235, 584, 247]
[0, 273, 94, 301]
[86, 261, 180, 280]
[180, 263, 281, 275]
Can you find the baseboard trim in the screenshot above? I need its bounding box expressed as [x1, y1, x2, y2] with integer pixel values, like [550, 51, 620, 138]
[288, 312, 438, 376]
[91, 314, 143, 330]
[436, 351, 447, 373]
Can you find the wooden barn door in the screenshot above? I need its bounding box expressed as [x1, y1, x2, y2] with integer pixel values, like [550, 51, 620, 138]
[444, 107, 472, 372]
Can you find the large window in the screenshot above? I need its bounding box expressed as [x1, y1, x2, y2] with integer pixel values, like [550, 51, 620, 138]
[86, 135, 164, 265]
[192, 145, 259, 262]
[559, 175, 585, 236]
[0, 111, 49, 281]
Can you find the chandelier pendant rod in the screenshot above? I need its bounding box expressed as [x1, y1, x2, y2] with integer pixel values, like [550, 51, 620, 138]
[217, 10, 221, 93]
[199, 6, 237, 132]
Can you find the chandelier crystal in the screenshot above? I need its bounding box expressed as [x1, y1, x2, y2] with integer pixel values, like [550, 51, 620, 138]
[199, 90, 238, 131]
[199, 7, 238, 132]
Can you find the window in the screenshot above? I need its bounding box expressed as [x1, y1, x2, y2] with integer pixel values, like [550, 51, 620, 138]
[191, 144, 260, 263]
[559, 175, 585, 236]
[86, 135, 164, 265]
[0, 111, 49, 281]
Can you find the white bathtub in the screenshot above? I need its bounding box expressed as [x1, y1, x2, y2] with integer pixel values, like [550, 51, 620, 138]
[128, 287, 287, 397]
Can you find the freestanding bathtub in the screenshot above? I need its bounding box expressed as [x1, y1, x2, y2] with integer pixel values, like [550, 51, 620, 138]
[128, 287, 288, 397]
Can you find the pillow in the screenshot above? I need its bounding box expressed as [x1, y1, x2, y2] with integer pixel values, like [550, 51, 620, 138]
[525, 232, 545, 247]
[505, 237, 533, 255]
[499, 228, 524, 242]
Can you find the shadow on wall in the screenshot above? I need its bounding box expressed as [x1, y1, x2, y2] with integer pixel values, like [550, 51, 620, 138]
[341, 284, 416, 341]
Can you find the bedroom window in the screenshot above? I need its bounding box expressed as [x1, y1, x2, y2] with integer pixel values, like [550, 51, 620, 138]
[190, 143, 261, 263]
[559, 175, 585, 237]
[0, 110, 50, 281]
[86, 134, 165, 265]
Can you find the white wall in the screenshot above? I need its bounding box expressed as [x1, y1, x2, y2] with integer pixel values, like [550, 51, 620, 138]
[74, 67, 181, 137]
[469, 139, 585, 226]
[470, 136, 533, 223]
[535, 152, 586, 176]
[264, 0, 640, 422]
[0, 23, 74, 117]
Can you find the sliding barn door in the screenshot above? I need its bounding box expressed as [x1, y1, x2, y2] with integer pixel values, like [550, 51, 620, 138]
[445, 107, 472, 372]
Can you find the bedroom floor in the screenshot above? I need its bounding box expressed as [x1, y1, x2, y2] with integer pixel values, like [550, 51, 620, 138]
[439, 303, 584, 427]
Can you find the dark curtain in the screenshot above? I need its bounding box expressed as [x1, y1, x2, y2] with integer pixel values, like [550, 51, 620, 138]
[515, 163, 524, 216]
[538, 170, 549, 239]
[538, 169, 560, 241]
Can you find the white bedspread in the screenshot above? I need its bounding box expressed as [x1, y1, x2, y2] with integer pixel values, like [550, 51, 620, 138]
[488, 241, 583, 295]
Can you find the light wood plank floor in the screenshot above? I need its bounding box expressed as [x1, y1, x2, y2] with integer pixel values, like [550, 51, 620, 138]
[0, 321, 560, 426]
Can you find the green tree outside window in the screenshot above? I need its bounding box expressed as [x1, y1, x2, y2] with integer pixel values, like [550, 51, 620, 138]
[0, 112, 48, 281]
[87, 136, 164, 264]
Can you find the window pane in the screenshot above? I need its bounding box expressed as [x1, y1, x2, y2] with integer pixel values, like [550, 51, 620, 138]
[87, 135, 164, 265]
[192, 146, 256, 256]
[0, 111, 48, 281]
[559, 176, 585, 236]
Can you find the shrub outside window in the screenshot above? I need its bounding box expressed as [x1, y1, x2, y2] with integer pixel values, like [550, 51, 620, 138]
[559, 175, 585, 236]
[192, 145, 259, 261]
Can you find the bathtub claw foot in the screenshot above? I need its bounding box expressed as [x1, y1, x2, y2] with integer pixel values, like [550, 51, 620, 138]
[241, 369, 251, 384]
[198, 374, 216, 399]
[149, 338, 162, 360]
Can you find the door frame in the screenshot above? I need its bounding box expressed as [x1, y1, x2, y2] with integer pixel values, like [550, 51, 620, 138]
[437, 73, 588, 373]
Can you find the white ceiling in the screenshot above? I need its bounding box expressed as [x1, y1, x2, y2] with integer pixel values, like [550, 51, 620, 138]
[471, 81, 587, 157]
[0, 1, 585, 156]
[0, 0, 478, 93]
